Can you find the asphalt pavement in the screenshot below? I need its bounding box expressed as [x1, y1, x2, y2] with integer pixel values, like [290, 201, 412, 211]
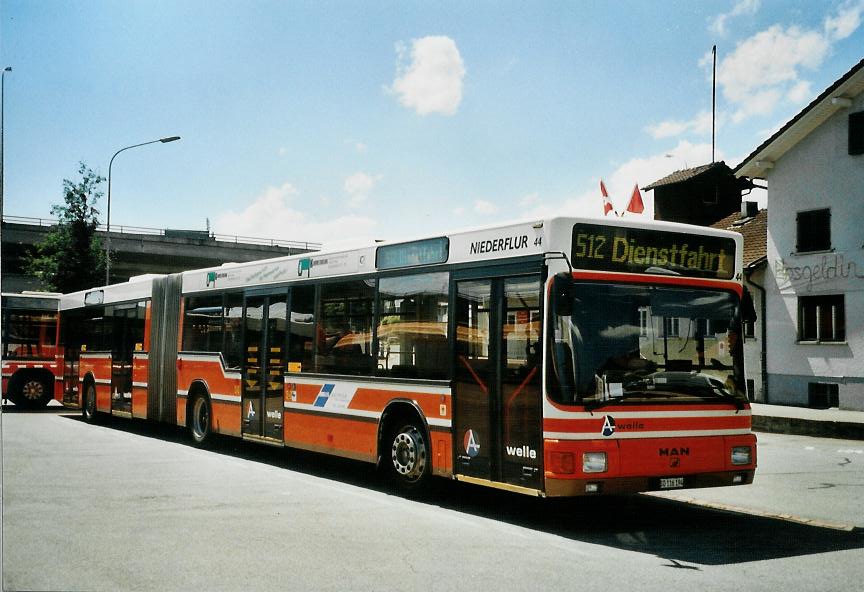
[2, 410, 863, 592]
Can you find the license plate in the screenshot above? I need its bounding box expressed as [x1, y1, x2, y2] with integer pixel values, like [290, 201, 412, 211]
[659, 477, 684, 489]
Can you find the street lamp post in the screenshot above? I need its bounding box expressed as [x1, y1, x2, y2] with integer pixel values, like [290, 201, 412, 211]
[105, 135, 180, 285]
[1, 66, 12, 253]
[1, 66, 10, 357]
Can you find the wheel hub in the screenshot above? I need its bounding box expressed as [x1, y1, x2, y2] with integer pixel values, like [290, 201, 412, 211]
[193, 398, 209, 439]
[391, 427, 426, 481]
[22, 380, 44, 401]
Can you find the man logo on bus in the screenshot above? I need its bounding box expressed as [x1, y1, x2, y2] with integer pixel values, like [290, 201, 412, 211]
[464, 429, 481, 458]
[601, 415, 616, 437]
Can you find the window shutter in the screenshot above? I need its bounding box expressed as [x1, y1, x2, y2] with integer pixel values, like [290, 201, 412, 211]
[796, 209, 831, 252]
[850, 111, 864, 156]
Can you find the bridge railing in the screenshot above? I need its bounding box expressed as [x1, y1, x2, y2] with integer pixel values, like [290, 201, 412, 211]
[2, 215, 322, 251]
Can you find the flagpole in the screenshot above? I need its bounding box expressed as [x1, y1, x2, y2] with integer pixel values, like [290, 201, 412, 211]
[712, 45, 716, 163]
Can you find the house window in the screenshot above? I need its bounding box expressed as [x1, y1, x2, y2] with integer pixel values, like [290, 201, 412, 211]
[639, 308, 649, 336]
[850, 111, 864, 155]
[808, 382, 839, 409]
[798, 295, 845, 342]
[796, 209, 831, 253]
[662, 317, 680, 337]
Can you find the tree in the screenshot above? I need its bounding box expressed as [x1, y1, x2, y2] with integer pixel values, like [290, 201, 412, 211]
[25, 163, 107, 292]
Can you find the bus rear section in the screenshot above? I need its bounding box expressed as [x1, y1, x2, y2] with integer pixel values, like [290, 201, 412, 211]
[541, 221, 756, 496]
[1, 293, 62, 408]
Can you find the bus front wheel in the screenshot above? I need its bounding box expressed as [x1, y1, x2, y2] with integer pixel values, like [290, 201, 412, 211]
[385, 420, 430, 492]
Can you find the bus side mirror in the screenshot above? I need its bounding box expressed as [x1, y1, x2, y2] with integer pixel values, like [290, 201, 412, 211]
[553, 272, 574, 317]
[742, 288, 757, 324]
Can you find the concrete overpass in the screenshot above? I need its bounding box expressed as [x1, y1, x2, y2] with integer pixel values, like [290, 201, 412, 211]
[1, 215, 321, 292]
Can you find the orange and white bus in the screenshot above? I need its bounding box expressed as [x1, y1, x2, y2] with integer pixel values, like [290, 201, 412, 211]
[59, 216, 756, 496]
[2, 292, 63, 408]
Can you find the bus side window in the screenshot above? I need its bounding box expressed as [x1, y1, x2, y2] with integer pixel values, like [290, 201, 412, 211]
[318, 280, 376, 376]
[182, 295, 223, 354]
[377, 272, 449, 380]
[288, 285, 316, 373]
[223, 293, 244, 370]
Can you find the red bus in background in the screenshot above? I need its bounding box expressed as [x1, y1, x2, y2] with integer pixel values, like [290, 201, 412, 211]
[1, 292, 63, 408]
[58, 216, 757, 497]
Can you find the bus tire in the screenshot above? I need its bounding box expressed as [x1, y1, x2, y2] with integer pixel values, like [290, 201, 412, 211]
[82, 382, 98, 423]
[189, 393, 212, 446]
[384, 418, 430, 493]
[8, 373, 52, 409]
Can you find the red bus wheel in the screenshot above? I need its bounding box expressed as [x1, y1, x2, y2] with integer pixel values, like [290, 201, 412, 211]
[82, 383, 97, 423]
[9, 375, 52, 409]
[189, 395, 212, 446]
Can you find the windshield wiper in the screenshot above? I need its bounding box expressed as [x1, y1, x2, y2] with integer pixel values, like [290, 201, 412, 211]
[583, 389, 673, 411]
[645, 266, 681, 276]
[712, 388, 745, 411]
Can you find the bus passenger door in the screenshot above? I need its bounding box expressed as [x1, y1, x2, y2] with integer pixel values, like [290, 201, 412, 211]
[242, 293, 287, 442]
[453, 274, 543, 490]
[108, 303, 144, 417]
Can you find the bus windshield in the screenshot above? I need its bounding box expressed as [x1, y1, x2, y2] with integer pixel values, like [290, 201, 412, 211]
[548, 281, 746, 408]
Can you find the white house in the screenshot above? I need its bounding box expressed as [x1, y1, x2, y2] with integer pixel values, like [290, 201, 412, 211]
[712, 206, 768, 403]
[736, 58, 864, 411]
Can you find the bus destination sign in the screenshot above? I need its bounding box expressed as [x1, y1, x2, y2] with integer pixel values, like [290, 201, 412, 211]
[376, 237, 449, 270]
[571, 223, 736, 280]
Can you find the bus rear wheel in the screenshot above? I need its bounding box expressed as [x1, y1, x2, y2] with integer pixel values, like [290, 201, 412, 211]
[189, 394, 212, 446]
[82, 383, 97, 423]
[386, 421, 430, 492]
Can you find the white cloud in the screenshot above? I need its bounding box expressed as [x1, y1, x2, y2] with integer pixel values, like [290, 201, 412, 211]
[523, 140, 716, 220]
[344, 139, 368, 154]
[824, 1, 864, 41]
[343, 171, 382, 207]
[609, 140, 715, 196]
[213, 182, 377, 247]
[519, 192, 540, 206]
[388, 36, 466, 116]
[717, 25, 828, 107]
[709, 0, 761, 36]
[786, 79, 812, 104]
[473, 199, 498, 214]
[662, 4, 862, 139]
[730, 87, 783, 123]
[278, 147, 287, 156]
[646, 110, 714, 139]
[646, 119, 690, 139]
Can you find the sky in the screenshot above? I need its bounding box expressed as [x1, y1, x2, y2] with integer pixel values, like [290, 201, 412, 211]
[2, 0, 863, 249]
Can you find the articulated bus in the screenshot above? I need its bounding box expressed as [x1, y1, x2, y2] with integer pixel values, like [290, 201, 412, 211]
[58, 216, 757, 496]
[1, 292, 63, 408]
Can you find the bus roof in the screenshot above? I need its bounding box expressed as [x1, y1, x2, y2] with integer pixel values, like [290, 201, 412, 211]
[56, 215, 743, 308]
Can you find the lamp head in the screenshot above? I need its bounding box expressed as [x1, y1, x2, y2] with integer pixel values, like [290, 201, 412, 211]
[160, 136, 181, 143]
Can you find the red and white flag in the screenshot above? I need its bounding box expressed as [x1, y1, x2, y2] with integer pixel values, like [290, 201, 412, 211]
[600, 180, 614, 216]
[625, 184, 644, 215]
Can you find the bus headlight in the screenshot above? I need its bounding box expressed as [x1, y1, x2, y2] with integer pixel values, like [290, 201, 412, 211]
[583, 452, 607, 473]
[731, 446, 752, 465]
